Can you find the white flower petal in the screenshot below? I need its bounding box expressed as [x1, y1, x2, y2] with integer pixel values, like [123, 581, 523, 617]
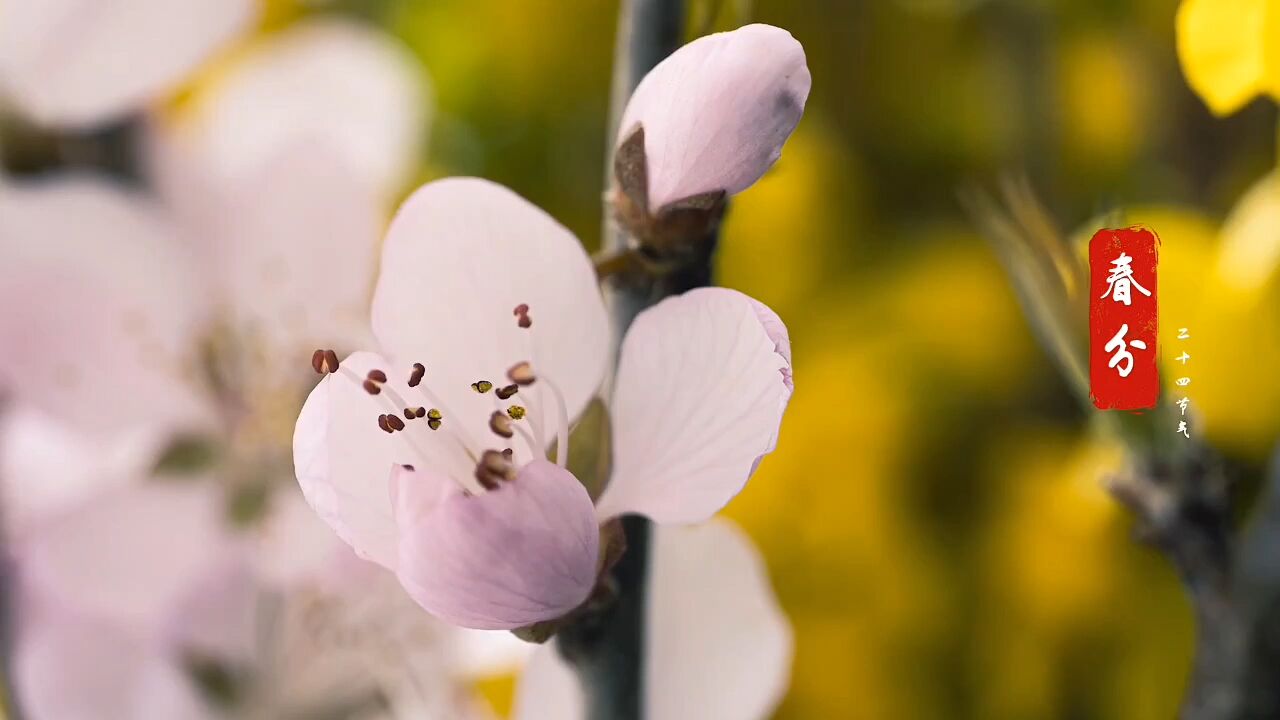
[195, 143, 381, 378]
[16, 481, 233, 632]
[183, 19, 428, 194]
[0, 0, 254, 128]
[617, 24, 810, 211]
[512, 520, 792, 720]
[512, 642, 584, 720]
[293, 351, 472, 571]
[371, 177, 609, 447]
[596, 288, 793, 523]
[0, 407, 161, 538]
[14, 597, 215, 720]
[645, 520, 792, 720]
[0, 175, 212, 436]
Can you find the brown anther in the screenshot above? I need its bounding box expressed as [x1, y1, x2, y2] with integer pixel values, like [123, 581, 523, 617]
[367, 369, 387, 383]
[489, 411, 514, 438]
[386, 414, 405, 431]
[311, 349, 339, 374]
[495, 384, 519, 400]
[507, 361, 536, 386]
[408, 407, 426, 419]
[471, 380, 494, 394]
[507, 405, 526, 420]
[427, 418, 442, 431]
[377, 415, 393, 433]
[474, 449, 517, 489]
[402, 464, 415, 471]
[363, 380, 382, 395]
[514, 303, 532, 329]
[408, 362, 425, 387]
[426, 408, 442, 421]
[502, 448, 513, 460]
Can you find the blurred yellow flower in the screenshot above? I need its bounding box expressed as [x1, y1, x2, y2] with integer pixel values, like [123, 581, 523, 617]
[1176, 0, 1280, 115]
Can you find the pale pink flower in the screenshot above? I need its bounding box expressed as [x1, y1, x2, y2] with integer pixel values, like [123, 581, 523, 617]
[616, 23, 811, 213]
[293, 177, 793, 630]
[511, 520, 793, 720]
[12, 482, 252, 720]
[0, 0, 255, 128]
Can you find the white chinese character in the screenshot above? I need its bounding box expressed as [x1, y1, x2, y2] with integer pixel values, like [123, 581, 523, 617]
[1104, 323, 1147, 378]
[1176, 377, 1191, 387]
[1176, 351, 1190, 364]
[1177, 397, 1190, 415]
[1177, 421, 1190, 438]
[1100, 252, 1151, 306]
[1177, 327, 1190, 340]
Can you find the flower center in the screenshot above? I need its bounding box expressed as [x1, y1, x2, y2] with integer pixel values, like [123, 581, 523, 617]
[310, 303, 571, 495]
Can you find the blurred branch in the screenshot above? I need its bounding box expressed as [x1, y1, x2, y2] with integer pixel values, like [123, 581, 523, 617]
[1109, 446, 1280, 720]
[554, 2, 686, 719]
[970, 176, 1280, 719]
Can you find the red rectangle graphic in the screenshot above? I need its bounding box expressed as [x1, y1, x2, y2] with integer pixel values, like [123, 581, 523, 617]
[1089, 226, 1159, 411]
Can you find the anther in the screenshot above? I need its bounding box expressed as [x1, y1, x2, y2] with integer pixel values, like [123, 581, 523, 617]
[427, 418, 442, 431]
[426, 408, 442, 431]
[363, 368, 388, 395]
[507, 405, 526, 420]
[377, 415, 393, 433]
[386, 414, 405, 432]
[404, 406, 426, 420]
[496, 384, 519, 400]
[502, 449, 513, 461]
[475, 449, 516, 490]
[408, 363, 425, 388]
[513, 303, 532, 329]
[507, 361, 536, 386]
[402, 464, 415, 471]
[311, 349, 339, 374]
[489, 411, 514, 438]
[471, 380, 493, 394]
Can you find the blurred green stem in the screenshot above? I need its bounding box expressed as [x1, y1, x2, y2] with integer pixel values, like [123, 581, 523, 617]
[553, 2, 685, 719]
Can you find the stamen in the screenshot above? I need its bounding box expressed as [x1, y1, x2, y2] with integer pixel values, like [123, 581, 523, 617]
[541, 376, 571, 469]
[513, 303, 532, 329]
[408, 363, 425, 387]
[377, 415, 393, 433]
[475, 449, 516, 490]
[496, 384, 518, 400]
[385, 414, 405, 432]
[311, 348, 340, 374]
[507, 405, 526, 420]
[363, 369, 387, 395]
[489, 411, 514, 438]
[403, 406, 427, 420]
[427, 408, 442, 421]
[427, 418, 442, 431]
[471, 380, 494, 394]
[507, 361, 536, 386]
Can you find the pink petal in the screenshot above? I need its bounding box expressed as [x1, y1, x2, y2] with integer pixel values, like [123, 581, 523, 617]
[188, 143, 381, 380]
[0, 407, 160, 538]
[396, 459, 599, 630]
[0, 0, 254, 128]
[16, 481, 234, 633]
[250, 489, 351, 589]
[179, 19, 428, 195]
[617, 24, 810, 212]
[513, 520, 792, 720]
[371, 178, 609, 447]
[293, 351, 470, 571]
[0, 176, 212, 437]
[14, 596, 215, 720]
[595, 288, 793, 523]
